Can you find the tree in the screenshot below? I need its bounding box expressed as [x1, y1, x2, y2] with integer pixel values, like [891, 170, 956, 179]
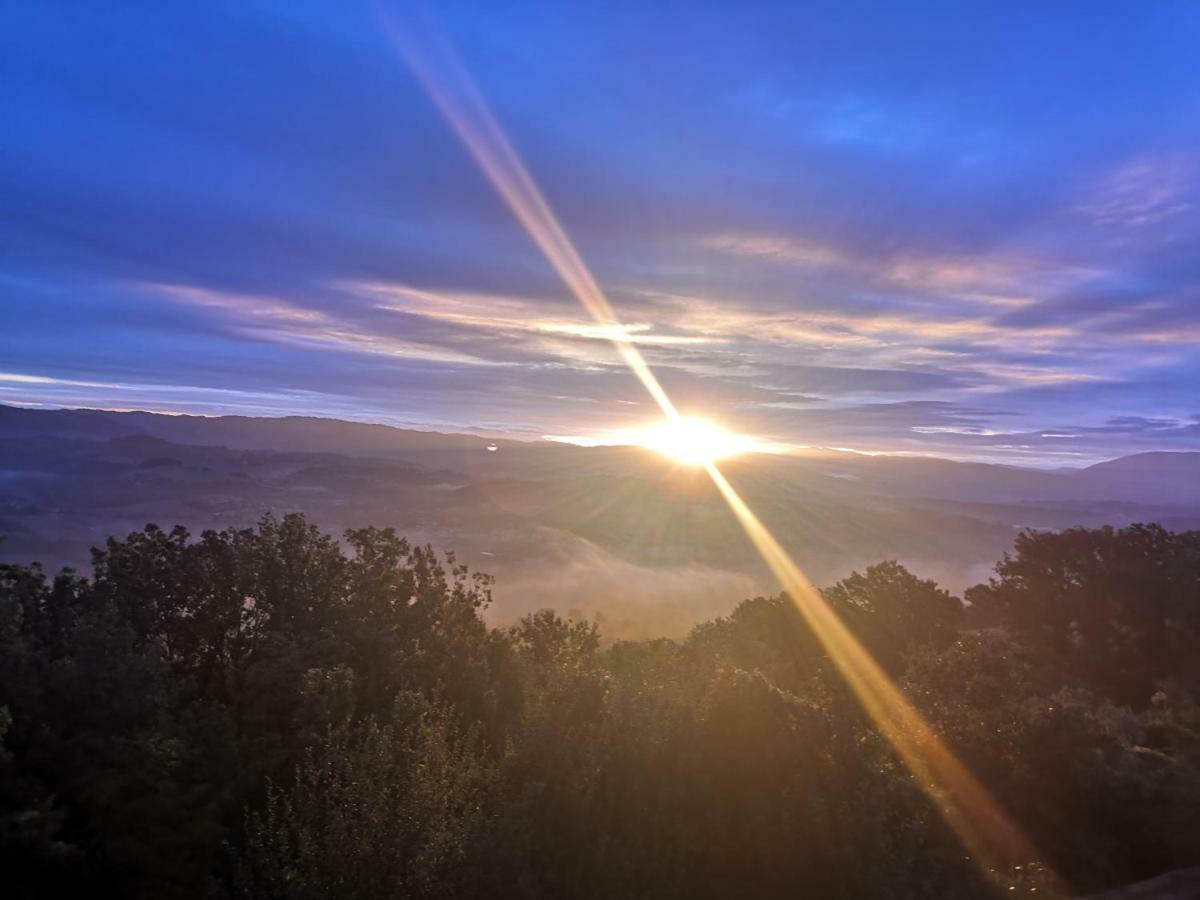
[5, 517, 1200, 898]
[238, 696, 496, 900]
[823, 561, 963, 671]
[967, 525, 1200, 704]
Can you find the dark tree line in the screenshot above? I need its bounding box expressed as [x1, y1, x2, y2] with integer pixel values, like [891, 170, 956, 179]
[2, 516, 1200, 898]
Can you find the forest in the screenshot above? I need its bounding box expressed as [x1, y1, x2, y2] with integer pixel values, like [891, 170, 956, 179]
[3, 515, 1199, 898]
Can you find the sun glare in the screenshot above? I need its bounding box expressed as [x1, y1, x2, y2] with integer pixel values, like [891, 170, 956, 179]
[629, 416, 758, 466]
[391, 16, 1062, 890]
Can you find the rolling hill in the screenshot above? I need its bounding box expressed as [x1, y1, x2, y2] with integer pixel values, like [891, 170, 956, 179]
[2, 404, 1197, 637]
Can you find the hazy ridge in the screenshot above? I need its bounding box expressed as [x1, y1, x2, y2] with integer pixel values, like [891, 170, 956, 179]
[3, 404, 1198, 638]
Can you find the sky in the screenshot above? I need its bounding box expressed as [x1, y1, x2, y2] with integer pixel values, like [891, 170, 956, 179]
[3, 1, 1200, 465]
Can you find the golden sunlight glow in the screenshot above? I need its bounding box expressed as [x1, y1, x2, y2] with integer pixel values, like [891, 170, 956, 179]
[624, 416, 760, 465]
[385, 13, 1064, 893]
[703, 461, 1057, 889]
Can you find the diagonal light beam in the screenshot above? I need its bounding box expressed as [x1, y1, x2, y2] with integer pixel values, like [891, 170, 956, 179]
[704, 461, 1050, 885]
[381, 5, 679, 424]
[382, 6, 1063, 893]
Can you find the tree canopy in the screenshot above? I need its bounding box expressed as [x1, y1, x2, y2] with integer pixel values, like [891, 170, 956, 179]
[2, 516, 1199, 898]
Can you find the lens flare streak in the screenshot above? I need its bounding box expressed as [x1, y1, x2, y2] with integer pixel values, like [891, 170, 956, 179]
[384, 7, 1060, 891]
[704, 461, 1050, 884]
[381, 7, 679, 424]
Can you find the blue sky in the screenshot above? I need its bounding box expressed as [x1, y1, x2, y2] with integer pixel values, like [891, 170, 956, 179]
[3, 1, 1199, 464]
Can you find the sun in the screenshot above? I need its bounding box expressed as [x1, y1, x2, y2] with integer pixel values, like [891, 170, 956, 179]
[542, 417, 772, 464]
[629, 416, 759, 466]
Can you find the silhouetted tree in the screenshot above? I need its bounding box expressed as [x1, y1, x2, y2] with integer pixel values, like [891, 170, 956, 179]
[4, 517, 1200, 898]
[967, 524, 1200, 704]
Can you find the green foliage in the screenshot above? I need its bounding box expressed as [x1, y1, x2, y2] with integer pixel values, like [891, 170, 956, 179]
[905, 635, 1200, 892]
[2, 516, 1200, 898]
[239, 694, 496, 900]
[824, 561, 963, 670]
[967, 524, 1200, 704]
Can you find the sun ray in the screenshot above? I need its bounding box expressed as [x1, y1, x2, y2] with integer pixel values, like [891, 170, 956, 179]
[379, 5, 679, 426]
[382, 8, 1063, 892]
[703, 460, 1052, 884]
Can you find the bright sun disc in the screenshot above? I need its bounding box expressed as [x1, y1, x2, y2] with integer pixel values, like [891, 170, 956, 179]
[631, 416, 758, 466]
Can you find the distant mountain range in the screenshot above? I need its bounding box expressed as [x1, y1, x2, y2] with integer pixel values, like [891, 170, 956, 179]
[0, 403, 520, 457]
[2, 404, 1198, 637]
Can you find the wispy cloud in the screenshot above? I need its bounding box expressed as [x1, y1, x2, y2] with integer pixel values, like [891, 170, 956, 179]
[138, 282, 503, 367]
[350, 281, 713, 346]
[3, 2, 1200, 462]
[698, 233, 845, 267]
[1078, 155, 1196, 229]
